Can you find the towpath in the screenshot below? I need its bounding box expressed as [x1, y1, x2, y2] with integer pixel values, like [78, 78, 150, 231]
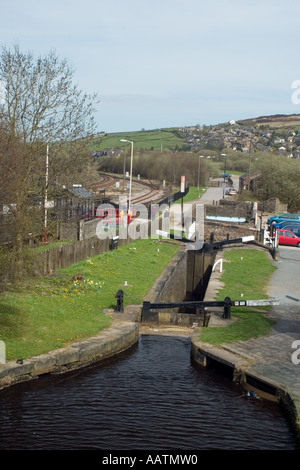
[225, 245, 300, 402]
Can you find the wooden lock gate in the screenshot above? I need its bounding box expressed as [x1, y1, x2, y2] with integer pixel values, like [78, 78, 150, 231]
[141, 297, 280, 322]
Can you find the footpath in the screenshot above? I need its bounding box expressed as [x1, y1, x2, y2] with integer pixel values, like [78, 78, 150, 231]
[196, 245, 300, 444]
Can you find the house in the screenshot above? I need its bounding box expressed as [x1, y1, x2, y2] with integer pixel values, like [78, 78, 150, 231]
[55, 185, 97, 221]
[239, 171, 263, 193]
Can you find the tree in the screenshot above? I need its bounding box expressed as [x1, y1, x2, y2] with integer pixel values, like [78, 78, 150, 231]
[0, 44, 97, 142]
[0, 43, 98, 278]
[257, 155, 300, 211]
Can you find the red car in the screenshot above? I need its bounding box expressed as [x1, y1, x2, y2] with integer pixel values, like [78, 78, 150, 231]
[278, 229, 300, 247]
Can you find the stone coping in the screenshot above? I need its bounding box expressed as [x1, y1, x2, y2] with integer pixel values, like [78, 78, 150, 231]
[1, 307, 299, 447]
[191, 330, 300, 447]
[0, 319, 139, 391]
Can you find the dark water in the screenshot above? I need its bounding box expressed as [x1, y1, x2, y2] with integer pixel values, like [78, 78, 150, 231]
[0, 335, 296, 450]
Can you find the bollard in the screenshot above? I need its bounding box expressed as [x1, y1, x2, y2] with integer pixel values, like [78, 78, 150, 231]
[111, 236, 119, 250]
[223, 296, 231, 319]
[115, 289, 124, 313]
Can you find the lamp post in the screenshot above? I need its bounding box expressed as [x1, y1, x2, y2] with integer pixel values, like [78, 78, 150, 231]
[120, 139, 134, 212]
[248, 140, 252, 190]
[44, 139, 49, 242]
[221, 153, 226, 199]
[197, 155, 204, 192]
[122, 142, 126, 191]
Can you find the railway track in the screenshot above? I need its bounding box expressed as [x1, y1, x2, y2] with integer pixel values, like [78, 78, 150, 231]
[89, 173, 167, 205]
[89, 174, 116, 190]
[131, 187, 161, 205]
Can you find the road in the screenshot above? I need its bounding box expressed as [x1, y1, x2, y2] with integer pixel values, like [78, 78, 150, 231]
[269, 246, 300, 340]
[226, 245, 300, 402]
[199, 175, 239, 203]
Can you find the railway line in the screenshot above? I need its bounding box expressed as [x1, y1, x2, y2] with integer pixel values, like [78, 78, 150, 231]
[89, 173, 169, 205]
[131, 186, 162, 205]
[89, 174, 116, 190]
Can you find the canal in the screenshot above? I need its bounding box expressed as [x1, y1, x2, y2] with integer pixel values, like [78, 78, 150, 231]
[0, 335, 296, 450]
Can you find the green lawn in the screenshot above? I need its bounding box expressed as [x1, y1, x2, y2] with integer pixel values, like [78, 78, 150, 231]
[0, 239, 178, 361]
[200, 248, 277, 344]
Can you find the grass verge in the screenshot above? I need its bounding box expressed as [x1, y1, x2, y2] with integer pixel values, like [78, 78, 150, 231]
[200, 248, 277, 345]
[173, 186, 207, 203]
[0, 239, 178, 361]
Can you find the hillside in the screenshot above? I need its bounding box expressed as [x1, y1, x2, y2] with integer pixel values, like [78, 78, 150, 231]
[236, 114, 300, 128]
[90, 114, 300, 155]
[90, 128, 185, 152]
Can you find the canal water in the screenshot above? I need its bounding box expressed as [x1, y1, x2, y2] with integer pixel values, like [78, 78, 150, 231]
[0, 335, 296, 450]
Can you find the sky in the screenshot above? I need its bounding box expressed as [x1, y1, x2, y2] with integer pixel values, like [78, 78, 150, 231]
[2, 0, 300, 133]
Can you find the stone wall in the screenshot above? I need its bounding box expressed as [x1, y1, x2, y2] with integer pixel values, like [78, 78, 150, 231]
[142, 244, 218, 326]
[80, 218, 100, 239]
[204, 220, 256, 242]
[0, 321, 139, 391]
[257, 197, 287, 214]
[217, 197, 288, 215]
[206, 200, 253, 218]
[144, 245, 187, 304]
[186, 249, 216, 301]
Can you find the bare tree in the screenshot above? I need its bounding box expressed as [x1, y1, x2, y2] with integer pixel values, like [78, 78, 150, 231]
[0, 44, 97, 142]
[0, 43, 98, 278]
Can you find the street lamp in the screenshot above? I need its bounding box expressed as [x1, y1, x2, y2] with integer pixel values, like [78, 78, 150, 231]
[120, 139, 134, 212]
[221, 153, 227, 199]
[197, 155, 204, 192]
[44, 139, 49, 242]
[248, 140, 252, 190]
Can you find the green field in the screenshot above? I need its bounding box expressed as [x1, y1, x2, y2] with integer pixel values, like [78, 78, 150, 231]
[90, 128, 185, 151]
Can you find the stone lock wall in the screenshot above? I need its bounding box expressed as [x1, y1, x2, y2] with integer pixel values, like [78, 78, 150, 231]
[0, 322, 139, 391]
[144, 245, 187, 305]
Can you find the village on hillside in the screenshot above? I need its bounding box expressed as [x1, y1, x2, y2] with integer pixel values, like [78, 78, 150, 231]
[93, 114, 300, 158]
[179, 115, 300, 157]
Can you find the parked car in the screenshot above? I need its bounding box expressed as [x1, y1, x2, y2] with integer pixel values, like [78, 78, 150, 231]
[225, 188, 237, 195]
[275, 223, 300, 235]
[268, 213, 300, 224]
[277, 229, 300, 247]
[274, 220, 300, 228]
[283, 226, 300, 236]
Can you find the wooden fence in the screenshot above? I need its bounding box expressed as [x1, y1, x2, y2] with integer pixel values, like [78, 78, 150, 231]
[31, 234, 138, 277]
